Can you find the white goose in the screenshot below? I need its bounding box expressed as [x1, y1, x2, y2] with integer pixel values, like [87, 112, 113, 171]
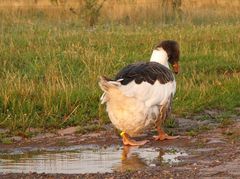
[99, 40, 180, 146]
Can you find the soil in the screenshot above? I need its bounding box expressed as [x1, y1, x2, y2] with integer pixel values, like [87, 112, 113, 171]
[0, 115, 240, 179]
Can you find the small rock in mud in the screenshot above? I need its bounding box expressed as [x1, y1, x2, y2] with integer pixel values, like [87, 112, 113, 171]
[28, 128, 41, 133]
[10, 136, 23, 142]
[33, 133, 56, 140]
[57, 127, 78, 136]
[207, 138, 226, 144]
[195, 148, 217, 152]
[176, 118, 198, 131]
[82, 132, 102, 138]
[204, 109, 221, 117]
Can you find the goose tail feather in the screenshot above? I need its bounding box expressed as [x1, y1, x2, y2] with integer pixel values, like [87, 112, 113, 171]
[98, 76, 120, 92]
[99, 76, 121, 104]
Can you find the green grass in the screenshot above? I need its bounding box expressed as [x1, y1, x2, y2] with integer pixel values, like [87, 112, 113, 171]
[0, 10, 240, 134]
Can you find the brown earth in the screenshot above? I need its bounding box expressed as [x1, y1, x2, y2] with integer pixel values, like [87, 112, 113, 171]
[0, 115, 240, 179]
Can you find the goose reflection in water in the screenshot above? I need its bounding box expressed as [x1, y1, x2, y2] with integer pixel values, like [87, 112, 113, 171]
[114, 146, 180, 172]
[113, 146, 164, 172]
[113, 146, 148, 172]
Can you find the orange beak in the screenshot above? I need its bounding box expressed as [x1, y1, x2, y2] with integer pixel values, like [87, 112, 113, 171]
[172, 63, 179, 74]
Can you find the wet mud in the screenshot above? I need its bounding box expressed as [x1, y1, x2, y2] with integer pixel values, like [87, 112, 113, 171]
[0, 116, 240, 178]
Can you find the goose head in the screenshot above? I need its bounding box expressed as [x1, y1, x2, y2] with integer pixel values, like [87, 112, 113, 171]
[150, 40, 180, 74]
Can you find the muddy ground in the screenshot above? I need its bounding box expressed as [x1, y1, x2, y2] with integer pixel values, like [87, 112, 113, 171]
[0, 112, 240, 179]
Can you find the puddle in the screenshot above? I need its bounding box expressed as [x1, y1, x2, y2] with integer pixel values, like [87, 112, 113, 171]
[0, 145, 187, 174]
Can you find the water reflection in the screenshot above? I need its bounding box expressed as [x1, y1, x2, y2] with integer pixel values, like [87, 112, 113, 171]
[0, 145, 187, 174]
[116, 146, 187, 171]
[115, 146, 148, 172]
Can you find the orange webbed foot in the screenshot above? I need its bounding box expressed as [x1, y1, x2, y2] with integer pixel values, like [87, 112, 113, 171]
[121, 132, 149, 146]
[153, 127, 179, 141]
[153, 134, 179, 141]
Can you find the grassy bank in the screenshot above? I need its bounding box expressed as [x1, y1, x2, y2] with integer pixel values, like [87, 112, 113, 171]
[0, 9, 239, 135]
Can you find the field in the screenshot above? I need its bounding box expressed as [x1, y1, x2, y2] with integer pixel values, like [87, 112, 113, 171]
[0, 1, 240, 136]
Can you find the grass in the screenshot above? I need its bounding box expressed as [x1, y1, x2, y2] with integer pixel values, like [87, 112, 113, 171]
[0, 138, 12, 145]
[0, 7, 239, 135]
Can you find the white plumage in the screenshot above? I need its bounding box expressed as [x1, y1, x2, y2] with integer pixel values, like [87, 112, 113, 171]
[100, 80, 176, 136]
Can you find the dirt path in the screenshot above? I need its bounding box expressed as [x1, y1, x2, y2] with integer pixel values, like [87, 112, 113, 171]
[0, 117, 240, 179]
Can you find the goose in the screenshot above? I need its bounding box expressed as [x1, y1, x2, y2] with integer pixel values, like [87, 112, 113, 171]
[99, 40, 180, 146]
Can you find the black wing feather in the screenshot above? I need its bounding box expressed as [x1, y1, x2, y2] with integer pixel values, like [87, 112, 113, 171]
[115, 62, 174, 85]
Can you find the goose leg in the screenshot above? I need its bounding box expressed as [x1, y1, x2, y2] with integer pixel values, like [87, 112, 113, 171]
[153, 126, 179, 140]
[121, 132, 148, 146]
[153, 104, 179, 141]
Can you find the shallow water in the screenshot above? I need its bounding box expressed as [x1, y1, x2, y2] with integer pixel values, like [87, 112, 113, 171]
[0, 145, 187, 174]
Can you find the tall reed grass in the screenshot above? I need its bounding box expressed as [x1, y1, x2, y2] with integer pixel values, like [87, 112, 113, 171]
[0, 0, 240, 25]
